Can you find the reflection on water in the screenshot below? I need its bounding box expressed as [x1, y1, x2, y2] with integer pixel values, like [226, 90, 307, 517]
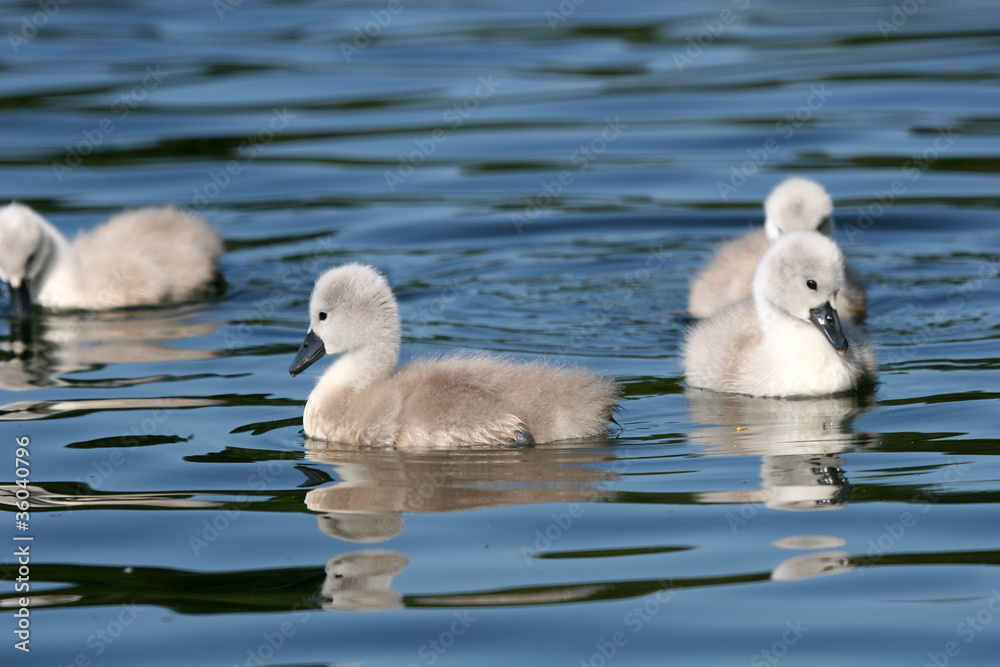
[773, 535, 846, 550]
[0, 305, 221, 391]
[686, 390, 875, 583]
[686, 390, 876, 512]
[0, 395, 222, 421]
[771, 551, 854, 581]
[684, 389, 876, 455]
[319, 550, 408, 611]
[0, 484, 220, 510]
[305, 441, 617, 608]
[304, 439, 614, 542]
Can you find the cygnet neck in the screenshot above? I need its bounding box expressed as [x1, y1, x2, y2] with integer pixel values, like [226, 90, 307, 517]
[755, 290, 791, 334]
[755, 291, 837, 368]
[316, 313, 401, 396]
[32, 216, 84, 307]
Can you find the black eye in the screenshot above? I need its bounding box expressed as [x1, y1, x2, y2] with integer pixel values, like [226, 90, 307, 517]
[318, 312, 327, 321]
[806, 280, 817, 291]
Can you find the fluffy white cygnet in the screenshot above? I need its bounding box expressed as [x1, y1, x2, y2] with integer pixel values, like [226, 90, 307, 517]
[687, 177, 866, 321]
[0, 202, 223, 313]
[289, 263, 620, 448]
[682, 231, 876, 397]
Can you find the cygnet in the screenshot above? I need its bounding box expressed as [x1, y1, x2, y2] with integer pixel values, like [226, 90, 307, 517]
[687, 177, 866, 321]
[289, 263, 620, 448]
[683, 230, 876, 397]
[0, 202, 223, 314]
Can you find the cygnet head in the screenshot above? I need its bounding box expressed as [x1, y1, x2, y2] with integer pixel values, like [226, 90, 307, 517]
[289, 263, 401, 378]
[754, 231, 848, 353]
[763, 177, 834, 242]
[0, 202, 53, 315]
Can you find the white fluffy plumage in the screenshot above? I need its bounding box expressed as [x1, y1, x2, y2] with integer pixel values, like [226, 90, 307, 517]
[0, 202, 223, 312]
[687, 177, 866, 321]
[683, 231, 876, 397]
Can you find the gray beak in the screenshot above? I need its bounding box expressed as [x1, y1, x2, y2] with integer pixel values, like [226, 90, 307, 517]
[809, 301, 848, 354]
[289, 329, 326, 377]
[8, 279, 32, 318]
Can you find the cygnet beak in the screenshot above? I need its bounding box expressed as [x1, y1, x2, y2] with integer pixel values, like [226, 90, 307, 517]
[809, 301, 848, 354]
[7, 278, 32, 318]
[289, 329, 327, 377]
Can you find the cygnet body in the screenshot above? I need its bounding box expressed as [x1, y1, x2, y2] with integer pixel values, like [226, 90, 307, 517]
[289, 263, 620, 448]
[683, 231, 876, 397]
[0, 202, 223, 313]
[687, 177, 866, 321]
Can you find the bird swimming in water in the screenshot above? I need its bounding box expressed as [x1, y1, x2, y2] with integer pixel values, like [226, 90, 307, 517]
[0, 202, 223, 314]
[683, 230, 876, 397]
[289, 262, 620, 448]
[687, 177, 866, 322]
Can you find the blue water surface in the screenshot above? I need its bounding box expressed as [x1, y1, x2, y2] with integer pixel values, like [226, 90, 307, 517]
[1, 1, 999, 665]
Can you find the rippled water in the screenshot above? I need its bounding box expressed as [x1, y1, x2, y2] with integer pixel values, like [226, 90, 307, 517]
[2, 1, 999, 665]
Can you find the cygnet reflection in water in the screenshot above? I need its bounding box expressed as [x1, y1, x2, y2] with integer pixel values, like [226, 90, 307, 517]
[0, 304, 222, 391]
[771, 551, 854, 581]
[686, 390, 876, 512]
[303, 438, 614, 543]
[688, 177, 866, 322]
[319, 549, 408, 611]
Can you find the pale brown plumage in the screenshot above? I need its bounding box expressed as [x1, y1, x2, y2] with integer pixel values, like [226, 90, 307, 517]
[290, 263, 620, 448]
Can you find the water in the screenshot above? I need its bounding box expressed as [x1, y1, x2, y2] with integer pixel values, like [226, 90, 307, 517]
[1, 1, 999, 665]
